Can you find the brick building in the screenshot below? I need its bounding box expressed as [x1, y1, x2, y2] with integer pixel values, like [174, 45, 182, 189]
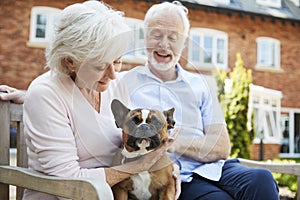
[1, 0, 300, 160]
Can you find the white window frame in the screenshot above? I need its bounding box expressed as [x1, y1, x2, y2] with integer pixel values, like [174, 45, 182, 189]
[122, 18, 147, 64]
[280, 108, 300, 158]
[27, 6, 61, 48]
[248, 84, 282, 144]
[256, 0, 282, 8]
[256, 37, 281, 69]
[188, 28, 228, 70]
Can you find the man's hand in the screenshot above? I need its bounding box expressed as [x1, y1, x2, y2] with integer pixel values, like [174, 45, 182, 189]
[0, 85, 25, 104]
[173, 163, 181, 200]
[167, 124, 231, 163]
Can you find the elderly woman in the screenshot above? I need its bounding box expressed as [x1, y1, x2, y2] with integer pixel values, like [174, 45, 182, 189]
[0, 1, 177, 199]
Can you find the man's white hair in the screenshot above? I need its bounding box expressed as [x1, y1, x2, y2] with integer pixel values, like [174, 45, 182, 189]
[144, 1, 190, 37]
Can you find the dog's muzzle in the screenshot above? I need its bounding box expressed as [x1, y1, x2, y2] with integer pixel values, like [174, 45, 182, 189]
[126, 123, 161, 151]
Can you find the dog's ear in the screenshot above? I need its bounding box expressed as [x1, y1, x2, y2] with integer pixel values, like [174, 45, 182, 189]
[163, 108, 175, 129]
[111, 99, 130, 128]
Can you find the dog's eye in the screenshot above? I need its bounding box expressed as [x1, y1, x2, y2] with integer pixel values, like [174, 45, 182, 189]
[132, 115, 141, 124]
[149, 116, 163, 129]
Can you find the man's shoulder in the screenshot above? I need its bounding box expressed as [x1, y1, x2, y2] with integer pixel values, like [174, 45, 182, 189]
[180, 68, 206, 83]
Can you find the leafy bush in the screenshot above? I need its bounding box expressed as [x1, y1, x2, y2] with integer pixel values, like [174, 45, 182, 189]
[215, 53, 254, 158]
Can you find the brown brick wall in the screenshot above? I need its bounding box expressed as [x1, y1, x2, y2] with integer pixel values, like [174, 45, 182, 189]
[1, 0, 299, 106]
[1, 1, 300, 161]
[250, 143, 281, 160]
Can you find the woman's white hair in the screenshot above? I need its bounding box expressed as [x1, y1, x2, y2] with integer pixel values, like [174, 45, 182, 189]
[46, 0, 131, 75]
[144, 1, 190, 37]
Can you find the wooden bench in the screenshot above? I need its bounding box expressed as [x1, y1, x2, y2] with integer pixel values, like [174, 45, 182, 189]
[1, 101, 300, 199]
[0, 101, 113, 200]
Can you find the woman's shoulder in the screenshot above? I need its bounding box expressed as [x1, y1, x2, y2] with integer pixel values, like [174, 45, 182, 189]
[26, 71, 69, 100]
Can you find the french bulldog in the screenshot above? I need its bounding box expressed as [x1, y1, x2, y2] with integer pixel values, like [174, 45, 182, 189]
[111, 99, 176, 200]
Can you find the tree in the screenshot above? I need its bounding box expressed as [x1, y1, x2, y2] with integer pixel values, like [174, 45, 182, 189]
[215, 53, 255, 158]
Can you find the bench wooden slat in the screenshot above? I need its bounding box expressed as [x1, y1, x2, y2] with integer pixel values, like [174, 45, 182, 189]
[0, 166, 113, 200]
[239, 158, 300, 176]
[0, 101, 10, 200]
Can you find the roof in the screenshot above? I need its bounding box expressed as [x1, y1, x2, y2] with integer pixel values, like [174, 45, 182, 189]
[180, 0, 300, 22]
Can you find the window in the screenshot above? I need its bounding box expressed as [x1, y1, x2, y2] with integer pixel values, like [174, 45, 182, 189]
[28, 7, 61, 47]
[122, 18, 147, 64]
[248, 84, 282, 144]
[280, 109, 300, 157]
[256, 0, 282, 8]
[256, 37, 280, 69]
[188, 28, 228, 70]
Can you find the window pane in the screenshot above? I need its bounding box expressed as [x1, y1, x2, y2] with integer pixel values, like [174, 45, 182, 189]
[217, 39, 224, 64]
[191, 35, 200, 62]
[123, 19, 145, 58]
[259, 41, 275, 67]
[271, 43, 276, 66]
[138, 28, 146, 55]
[280, 114, 289, 153]
[204, 36, 212, 63]
[254, 108, 259, 133]
[266, 112, 273, 137]
[253, 96, 259, 104]
[36, 14, 47, 38]
[294, 114, 300, 153]
[125, 25, 135, 56]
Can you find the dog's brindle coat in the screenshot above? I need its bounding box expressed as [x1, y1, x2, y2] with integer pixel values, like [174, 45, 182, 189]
[111, 99, 176, 200]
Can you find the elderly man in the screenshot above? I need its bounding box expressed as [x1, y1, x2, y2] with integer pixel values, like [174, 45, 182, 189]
[116, 1, 279, 199]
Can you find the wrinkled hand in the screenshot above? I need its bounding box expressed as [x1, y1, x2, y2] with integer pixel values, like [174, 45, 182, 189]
[173, 164, 181, 200]
[0, 85, 25, 104]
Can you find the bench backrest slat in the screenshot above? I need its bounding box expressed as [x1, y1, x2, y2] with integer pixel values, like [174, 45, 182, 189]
[0, 101, 25, 200]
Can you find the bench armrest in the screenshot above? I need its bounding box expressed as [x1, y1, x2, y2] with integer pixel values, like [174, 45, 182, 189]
[0, 166, 113, 200]
[238, 158, 300, 176]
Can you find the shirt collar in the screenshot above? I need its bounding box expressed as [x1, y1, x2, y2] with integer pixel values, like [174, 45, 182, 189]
[137, 63, 187, 83]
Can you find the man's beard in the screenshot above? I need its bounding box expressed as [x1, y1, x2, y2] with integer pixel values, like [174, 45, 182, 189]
[148, 50, 180, 71]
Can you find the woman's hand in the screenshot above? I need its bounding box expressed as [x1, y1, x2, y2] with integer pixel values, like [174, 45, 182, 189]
[0, 85, 25, 104]
[173, 163, 181, 200]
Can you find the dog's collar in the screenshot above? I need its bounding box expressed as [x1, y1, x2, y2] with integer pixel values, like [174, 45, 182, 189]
[121, 152, 172, 172]
[121, 154, 144, 164]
